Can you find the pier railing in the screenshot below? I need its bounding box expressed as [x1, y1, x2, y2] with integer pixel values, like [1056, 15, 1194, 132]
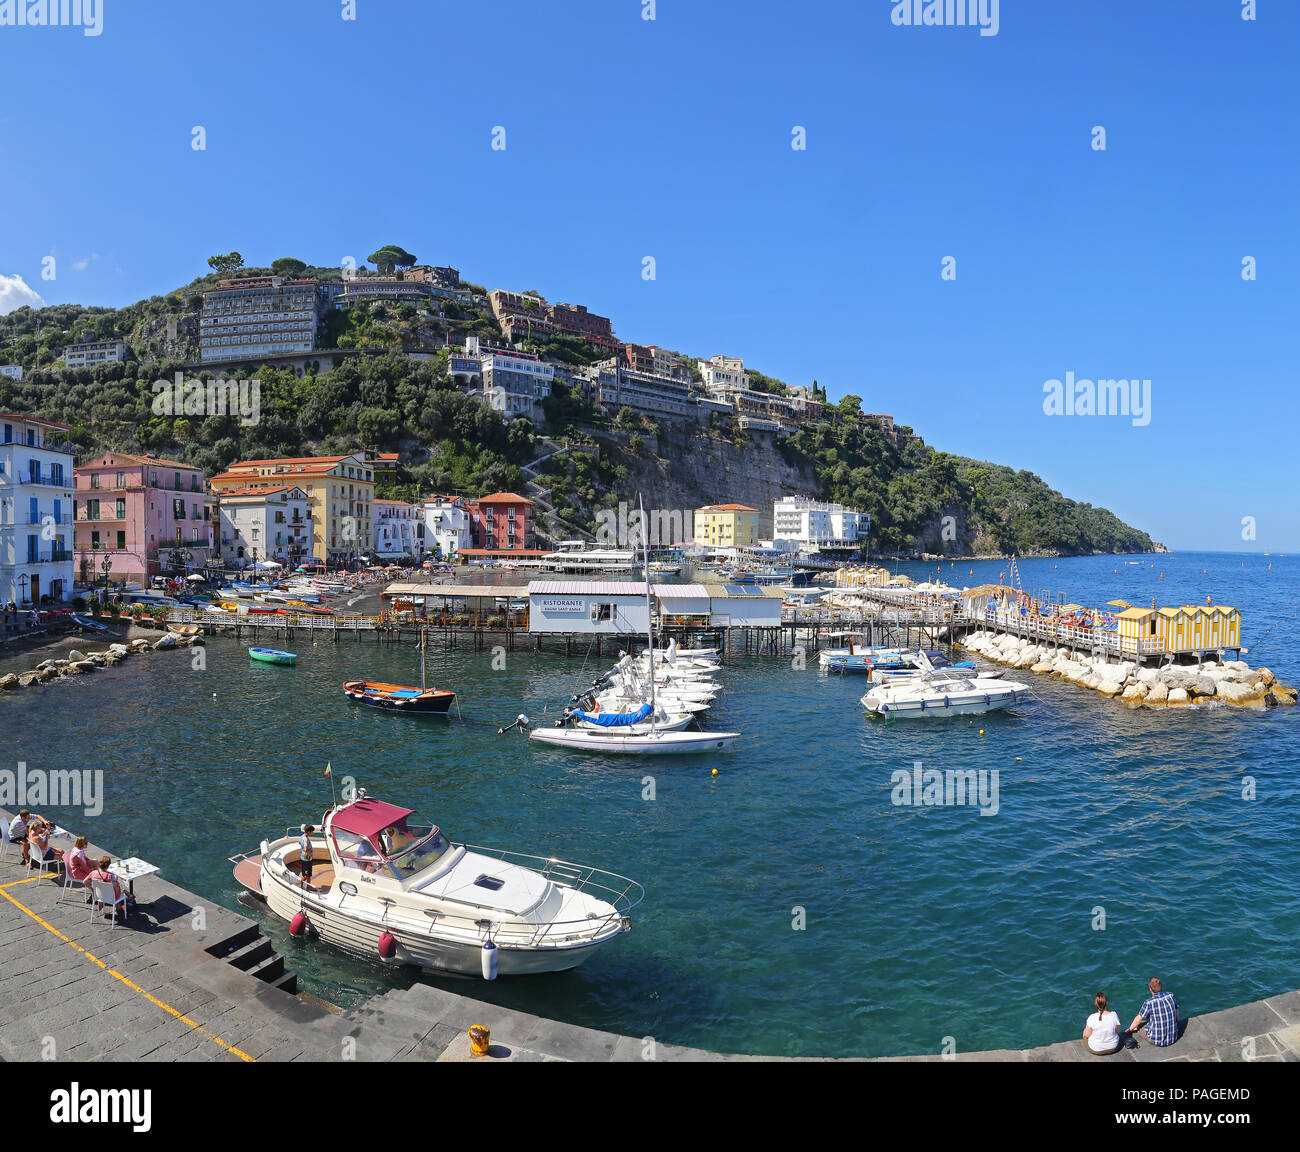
[165, 609, 379, 631]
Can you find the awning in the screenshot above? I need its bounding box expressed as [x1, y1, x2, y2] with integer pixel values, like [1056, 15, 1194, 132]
[331, 798, 414, 840]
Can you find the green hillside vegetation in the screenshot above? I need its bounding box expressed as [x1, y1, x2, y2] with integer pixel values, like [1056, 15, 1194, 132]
[0, 351, 530, 500]
[780, 396, 1152, 556]
[0, 261, 1154, 556]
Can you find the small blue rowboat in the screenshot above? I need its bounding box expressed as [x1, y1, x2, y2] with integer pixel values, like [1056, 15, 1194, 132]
[250, 647, 297, 666]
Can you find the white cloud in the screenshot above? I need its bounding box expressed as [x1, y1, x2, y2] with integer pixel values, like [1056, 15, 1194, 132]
[70, 253, 101, 272]
[0, 273, 45, 315]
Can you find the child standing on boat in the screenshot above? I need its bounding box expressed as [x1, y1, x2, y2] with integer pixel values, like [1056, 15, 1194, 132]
[299, 825, 315, 886]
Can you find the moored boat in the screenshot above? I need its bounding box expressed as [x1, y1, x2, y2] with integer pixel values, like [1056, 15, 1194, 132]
[230, 789, 642, 978]
[343, 680, 456, 713]
[250, 646, 297, 666]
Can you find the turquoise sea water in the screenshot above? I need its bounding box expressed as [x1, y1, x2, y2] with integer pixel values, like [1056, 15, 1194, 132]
[1, 550, 1297, 1058]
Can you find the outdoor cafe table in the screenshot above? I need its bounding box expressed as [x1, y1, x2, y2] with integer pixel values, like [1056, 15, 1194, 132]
[110, 857, 160, 897]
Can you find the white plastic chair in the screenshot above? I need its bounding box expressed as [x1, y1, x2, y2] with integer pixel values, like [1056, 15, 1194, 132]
[32, 843, 60, 883]
[89, 878, 127, 928]
[0, 821, 22, 865]
[58, 863, 89, 906]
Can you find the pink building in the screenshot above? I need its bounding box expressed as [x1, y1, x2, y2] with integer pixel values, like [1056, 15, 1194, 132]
[74, 453, 214, 583]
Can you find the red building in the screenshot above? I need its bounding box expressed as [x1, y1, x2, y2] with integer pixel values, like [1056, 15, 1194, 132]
[466, 492, 536, 553]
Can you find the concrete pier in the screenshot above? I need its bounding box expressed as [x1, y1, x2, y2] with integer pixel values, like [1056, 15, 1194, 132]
[2, 808, 1294, 1062]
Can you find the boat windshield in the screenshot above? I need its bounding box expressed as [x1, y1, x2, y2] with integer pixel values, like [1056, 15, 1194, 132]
[383, 818, 451, 877]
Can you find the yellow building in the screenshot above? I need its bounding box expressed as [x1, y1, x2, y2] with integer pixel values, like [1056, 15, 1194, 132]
[1117, 604, 1241, 654]
[693, 504, 760, 549]
[211, 453, 375, 563]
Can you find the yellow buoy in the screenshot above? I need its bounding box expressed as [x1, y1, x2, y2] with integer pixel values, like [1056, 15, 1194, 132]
[979, 729, 984, 735]
[711, 768, 718, 776]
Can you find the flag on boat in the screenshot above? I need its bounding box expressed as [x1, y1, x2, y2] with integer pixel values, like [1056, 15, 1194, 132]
[324, 762, 331, 776]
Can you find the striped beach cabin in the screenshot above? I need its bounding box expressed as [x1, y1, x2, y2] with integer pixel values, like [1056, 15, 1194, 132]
[1117, 604, 1241, 656]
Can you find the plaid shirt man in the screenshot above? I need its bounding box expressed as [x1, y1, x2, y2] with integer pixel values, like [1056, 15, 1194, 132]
[1136, 990, 1180, 1046]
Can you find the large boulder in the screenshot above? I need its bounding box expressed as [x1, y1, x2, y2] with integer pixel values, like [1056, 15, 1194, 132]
[1096, 679, 1125, 698]
[1167, 687, 1190, 706]
[1121, 683, 1147, 705]
[1258, 667, 1277, 687]
[1193, 676, 1217, 698]
[67, 649, 87, 662]
[108, 643, 129, 658]
[0, 673, 18, 690]
[1216, 680, 1267, 708]
[153, 633, 178, 650]
[1146, 681, 1169, 704]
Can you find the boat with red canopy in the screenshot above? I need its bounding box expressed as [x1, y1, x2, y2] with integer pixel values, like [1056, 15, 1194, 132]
[231, 788, 642, 979]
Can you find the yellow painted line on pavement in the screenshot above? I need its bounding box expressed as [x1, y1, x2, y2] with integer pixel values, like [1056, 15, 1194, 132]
[0, 876, 256, 1062]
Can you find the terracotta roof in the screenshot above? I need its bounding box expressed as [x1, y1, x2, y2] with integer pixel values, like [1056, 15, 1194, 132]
[225, 454, 365, 468]
[80, 451, 199, 470]
[475, 492, 533, 504]
[216, 485, 301, 498]
[697, 503, 758, 512]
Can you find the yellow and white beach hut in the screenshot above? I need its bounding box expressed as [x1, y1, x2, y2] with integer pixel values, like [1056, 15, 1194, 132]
[1117, 604, 1240, 655]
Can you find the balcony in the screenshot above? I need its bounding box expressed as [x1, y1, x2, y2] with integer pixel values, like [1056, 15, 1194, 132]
[16, 550, 73, 565]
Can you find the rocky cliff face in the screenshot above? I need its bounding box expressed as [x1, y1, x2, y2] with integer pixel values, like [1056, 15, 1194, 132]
[607, 426, 818, 537]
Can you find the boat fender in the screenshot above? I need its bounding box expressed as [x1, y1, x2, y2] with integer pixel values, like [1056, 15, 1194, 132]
[378, 931, 398, 962]
[481, 939, 498, 981]
[289, 912, 308, 938]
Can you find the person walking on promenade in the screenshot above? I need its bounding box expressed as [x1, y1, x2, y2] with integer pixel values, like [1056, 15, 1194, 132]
[1129, 977, 1181, 1048]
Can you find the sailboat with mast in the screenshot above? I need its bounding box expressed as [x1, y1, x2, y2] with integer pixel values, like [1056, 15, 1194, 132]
[343, 628, 457, 714]
[529, 497, 740, 755]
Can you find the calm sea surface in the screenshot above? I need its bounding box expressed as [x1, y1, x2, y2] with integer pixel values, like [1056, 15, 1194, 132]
[2, 550, 1297, 1058]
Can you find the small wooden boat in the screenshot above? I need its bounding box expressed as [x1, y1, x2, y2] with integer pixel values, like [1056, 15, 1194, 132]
[173, 623, 201, 638]
[343, 629, 455, 714]
[342, 680, 456, 713]
[250, 647, 297, 666]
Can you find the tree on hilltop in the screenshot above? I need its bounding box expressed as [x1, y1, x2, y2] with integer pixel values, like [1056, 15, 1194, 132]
[368, 245, 418, 275]
[271, 257, 308, 277]
[207, 252, 244, 276]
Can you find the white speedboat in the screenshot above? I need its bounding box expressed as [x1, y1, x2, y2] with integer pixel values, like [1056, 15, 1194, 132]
[232, 790, 641, 978]
[530, 727, 738, 754]
[860, 672, 1028, 718]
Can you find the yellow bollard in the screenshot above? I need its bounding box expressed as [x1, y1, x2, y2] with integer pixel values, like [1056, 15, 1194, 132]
[469, 1025, 491, 1057]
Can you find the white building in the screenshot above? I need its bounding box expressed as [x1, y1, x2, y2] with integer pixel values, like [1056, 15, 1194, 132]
[480, 349, 554, 422]
[64, 341, 127, 370]
[705, 583, 784, 627]
[772, 495, 871, 551]
[0, 365, 23, 381]
[423, 495, 471, 559]
[218, 485, 312, 567]
[374, 499, 425, 559]
[698, 355, 749, 393]
[0, 413, 75, 607]
[527, 580, 651, 636]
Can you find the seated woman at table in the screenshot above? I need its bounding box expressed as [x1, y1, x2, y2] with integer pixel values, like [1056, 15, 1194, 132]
[86, 856, 127, 910]
[65, 836, 93, 887]
[27, 820, 64, 870]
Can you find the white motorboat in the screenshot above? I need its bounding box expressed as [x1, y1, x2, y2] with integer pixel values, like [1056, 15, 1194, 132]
[232, 789, 642, 978]
[860, 672, 1029, 718]
[530, 727, 738, 754]
[528, 495, 739, 756]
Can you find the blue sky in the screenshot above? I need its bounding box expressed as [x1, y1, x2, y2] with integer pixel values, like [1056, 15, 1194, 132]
[1, 0, 1295, 551]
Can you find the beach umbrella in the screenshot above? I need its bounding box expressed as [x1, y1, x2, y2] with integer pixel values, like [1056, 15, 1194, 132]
[256, 560, 282, 569]
[186, 573, 207, 582]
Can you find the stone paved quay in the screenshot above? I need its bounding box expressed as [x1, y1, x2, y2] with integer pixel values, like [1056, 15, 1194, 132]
[2, 809, 1296, 1062]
